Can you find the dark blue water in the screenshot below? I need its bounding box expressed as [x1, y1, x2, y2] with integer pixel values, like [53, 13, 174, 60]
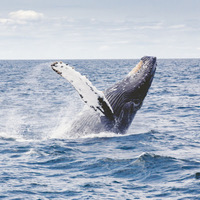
[0, 59, 200, 199]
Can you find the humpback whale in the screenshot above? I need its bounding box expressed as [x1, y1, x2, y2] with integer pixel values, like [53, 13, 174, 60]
[51, 56, 157, 136]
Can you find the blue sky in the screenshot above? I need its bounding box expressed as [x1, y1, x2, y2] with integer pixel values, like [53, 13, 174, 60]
[0, 0, 200, 59]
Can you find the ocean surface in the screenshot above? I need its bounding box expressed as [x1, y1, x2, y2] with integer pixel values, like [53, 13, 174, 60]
[0, 59, 200, 199]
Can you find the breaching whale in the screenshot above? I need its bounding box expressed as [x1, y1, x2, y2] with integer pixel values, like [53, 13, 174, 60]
[51, 56, 157, 136]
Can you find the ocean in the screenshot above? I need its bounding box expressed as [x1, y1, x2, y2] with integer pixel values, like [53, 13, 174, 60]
[0, 59, 200, 199]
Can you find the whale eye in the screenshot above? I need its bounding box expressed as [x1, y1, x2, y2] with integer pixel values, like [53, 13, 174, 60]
[134, 99, 140, 104]
[133, 99, 142, 108]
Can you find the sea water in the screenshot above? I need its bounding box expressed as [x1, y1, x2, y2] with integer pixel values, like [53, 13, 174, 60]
[0, 59, 200, 199]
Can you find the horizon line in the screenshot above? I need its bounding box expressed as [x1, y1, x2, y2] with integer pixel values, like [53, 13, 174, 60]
[1, 57, 200, 60]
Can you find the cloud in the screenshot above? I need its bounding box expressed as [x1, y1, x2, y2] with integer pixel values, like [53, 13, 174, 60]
[168, 24, 185, 29]
[0, 10, 44, 25]
[136, 22, 163, 30]
[0, 18, 13, 24]
[9, 10, 44, 21]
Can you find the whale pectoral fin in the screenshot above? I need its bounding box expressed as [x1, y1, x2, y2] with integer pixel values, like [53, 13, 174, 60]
[51, 61, 114, 120]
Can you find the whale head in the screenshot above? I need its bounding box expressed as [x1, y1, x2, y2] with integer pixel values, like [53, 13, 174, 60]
[127, 56, 157, 104]
[105, 56, 157, 133]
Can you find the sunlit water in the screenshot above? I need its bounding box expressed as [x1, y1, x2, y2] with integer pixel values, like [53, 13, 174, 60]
[0, 59, 200, 199]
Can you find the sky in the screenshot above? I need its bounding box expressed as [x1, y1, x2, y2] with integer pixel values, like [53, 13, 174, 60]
[0, 0, 200, 59]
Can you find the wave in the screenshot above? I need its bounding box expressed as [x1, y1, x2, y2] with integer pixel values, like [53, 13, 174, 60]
[110, 152, 200, 183]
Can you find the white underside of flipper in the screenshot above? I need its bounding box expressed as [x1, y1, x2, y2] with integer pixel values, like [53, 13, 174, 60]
[51, 62, 114, 119]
